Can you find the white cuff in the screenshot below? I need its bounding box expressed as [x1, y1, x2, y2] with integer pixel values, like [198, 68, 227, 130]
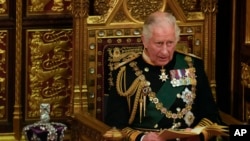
[140, 135, 145, 141]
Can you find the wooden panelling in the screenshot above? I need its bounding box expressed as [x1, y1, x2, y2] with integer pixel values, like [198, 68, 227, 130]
[246, 0, 250, 44]
[0, 0, 73, 140]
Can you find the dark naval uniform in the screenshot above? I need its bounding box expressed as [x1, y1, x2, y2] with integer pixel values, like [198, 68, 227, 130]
[105, 51, 222, 140]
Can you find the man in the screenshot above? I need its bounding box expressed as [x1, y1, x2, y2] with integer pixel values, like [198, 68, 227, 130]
[105, 11, 222, 141]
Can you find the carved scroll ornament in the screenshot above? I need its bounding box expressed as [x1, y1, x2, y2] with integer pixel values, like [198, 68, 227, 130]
[241, 62, 250, 88]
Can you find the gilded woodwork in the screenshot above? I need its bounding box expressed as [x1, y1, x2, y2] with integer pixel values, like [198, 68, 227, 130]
[0, 0, 74, 140]
[11, 1, 74, 139]
[14, 0, 23, 139]
[241, 62, 250, 88]
[0, 30, 7, 120]
[27, 0, 72, 14]
[0, 0, 7, 15]
[246, 0, 250, 44]
[70, 112, 110, 141]
[241, 62, 250, 122]
[201, 0, 217, 13]
[25, 29, 72, 120]
[231, 0, 250, 122]
[70, 0, 89, 115]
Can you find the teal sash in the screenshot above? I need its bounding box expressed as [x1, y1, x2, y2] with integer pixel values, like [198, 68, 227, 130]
[139, 53, 190, 128]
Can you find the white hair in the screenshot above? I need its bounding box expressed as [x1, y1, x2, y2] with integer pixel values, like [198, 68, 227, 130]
[142, 12, 181, 43]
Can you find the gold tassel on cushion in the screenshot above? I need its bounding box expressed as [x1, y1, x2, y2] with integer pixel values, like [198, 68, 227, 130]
[201, 130, 211, 141]
[195, 118, 218, 141]
[195, 118, 213, 127]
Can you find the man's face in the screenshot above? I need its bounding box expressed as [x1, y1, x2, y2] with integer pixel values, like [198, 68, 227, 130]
[142, 25, 177, 66]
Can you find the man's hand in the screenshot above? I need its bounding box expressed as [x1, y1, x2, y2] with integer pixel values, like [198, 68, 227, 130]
[141, 129, 201, 141]
[142, 132, 165, 141]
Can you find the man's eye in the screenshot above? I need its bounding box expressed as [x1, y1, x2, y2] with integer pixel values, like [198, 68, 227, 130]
[156, 42, 163, 45]
[167, 41, 174, 46]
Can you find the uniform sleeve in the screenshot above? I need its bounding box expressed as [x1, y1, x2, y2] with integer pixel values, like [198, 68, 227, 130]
[192, 58, 222, 125]
[104, 66, 131, 129]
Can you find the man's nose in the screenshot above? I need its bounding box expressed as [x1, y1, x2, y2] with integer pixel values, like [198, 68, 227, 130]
[161, 45, 169, 55]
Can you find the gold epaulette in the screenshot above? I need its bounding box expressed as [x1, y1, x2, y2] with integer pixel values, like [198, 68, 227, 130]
[113, 52, 141, 70]
[175, 50, 202, 60]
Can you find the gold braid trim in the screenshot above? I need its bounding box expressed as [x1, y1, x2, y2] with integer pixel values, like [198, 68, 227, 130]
[129, 130, 142, 141]
[116, 62, 148, 124]
[116, 66, 141, 97]
[116, 66, 139, 111]
[113, 52, 141, 70]
[128, 82, 145, 124]
[122, 127, 143, 141]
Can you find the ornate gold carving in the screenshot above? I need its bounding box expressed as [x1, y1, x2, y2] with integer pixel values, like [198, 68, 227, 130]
[0, 0, 7, 14]
[123, 0, 166, 23]
[51, 0, 69, 12]
[177, 0, 201, 12]
[71, 112, 110, 141]
[14, 1, 23, 140]
[72, 0, 89, 18]
[245, 0, 250, 44]
[113, 9, 127, 22]
[27, 0, 72, 14]
[71, 0, 90, 115]
[246, 102, 250, 122]
[28, 0, 48, 12]
[94, 0, 111, 15]
[0, 30, 6, 119]
[201, 0, 218, 14]
[241, 62, 250, 122]
[187, 12, 204, 20]
[88, 0, 119, 24]
[27, 30, 72, 119]
[241, 62, 250, 88]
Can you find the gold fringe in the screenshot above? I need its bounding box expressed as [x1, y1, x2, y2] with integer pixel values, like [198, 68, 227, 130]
[128, 82, 144, 124]
[196, 118, 214, 127]
[116, 64, 147, 124]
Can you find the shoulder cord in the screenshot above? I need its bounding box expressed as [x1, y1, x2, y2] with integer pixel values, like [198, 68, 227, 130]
[116, 62, 148, 124]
